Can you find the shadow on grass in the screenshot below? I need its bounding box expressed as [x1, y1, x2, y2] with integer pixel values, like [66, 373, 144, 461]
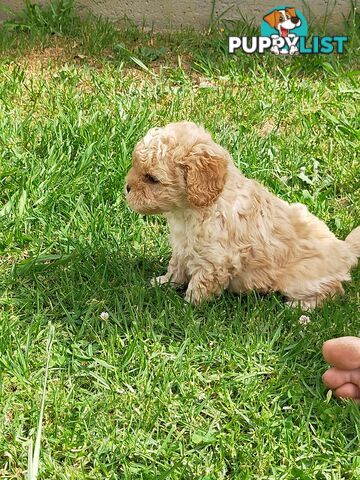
[7, 246, 360, 342]
[7, 247, 290, 330]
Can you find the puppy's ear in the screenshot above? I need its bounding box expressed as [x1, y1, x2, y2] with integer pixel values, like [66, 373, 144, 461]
[285, 7, 297, 18]
[180, 143, 228, 207]
[263, 10, 279, 28]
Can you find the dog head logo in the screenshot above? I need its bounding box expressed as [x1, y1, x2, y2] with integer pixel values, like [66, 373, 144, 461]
[261, 6, 308, 55]
[263, 7, 301, 37]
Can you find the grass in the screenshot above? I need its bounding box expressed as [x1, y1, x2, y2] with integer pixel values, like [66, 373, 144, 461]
[0, 1, 360, 478]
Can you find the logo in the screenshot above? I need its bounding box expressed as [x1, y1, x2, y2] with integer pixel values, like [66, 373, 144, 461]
[229, 6, 348, 55]
[261, 6, 307, 55]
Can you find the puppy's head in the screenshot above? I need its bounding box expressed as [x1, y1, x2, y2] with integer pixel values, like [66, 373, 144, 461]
[125, 121, 229, 214]
[263, 8, 301, 32]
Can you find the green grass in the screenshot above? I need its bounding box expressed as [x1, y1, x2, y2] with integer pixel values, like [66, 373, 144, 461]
[0, 2, 360, 479]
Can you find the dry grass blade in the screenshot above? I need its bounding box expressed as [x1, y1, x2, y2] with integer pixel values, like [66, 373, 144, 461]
[26, 324, 55, 480]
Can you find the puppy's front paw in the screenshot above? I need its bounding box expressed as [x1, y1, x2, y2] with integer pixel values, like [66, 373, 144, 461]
[150, 275, 170, 287]
[184, 286, 205, 305]
[184, 290, 199, 304]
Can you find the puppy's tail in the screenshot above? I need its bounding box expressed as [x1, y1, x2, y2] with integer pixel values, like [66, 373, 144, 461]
[345, 226, 360, 257]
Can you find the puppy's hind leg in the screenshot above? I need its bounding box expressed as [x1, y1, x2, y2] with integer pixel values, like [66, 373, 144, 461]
[285, 296, 324, 311]
[284, 279, 344, 311]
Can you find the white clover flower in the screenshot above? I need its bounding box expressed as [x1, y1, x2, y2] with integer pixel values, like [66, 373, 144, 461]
[100, 311, 109, 320]
[299, 315, 311, 325]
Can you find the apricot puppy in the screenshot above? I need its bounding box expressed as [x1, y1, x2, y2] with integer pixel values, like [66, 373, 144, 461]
[125, 121, 360, 308]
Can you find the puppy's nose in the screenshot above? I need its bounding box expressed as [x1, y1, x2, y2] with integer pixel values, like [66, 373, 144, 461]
[291, 16, 299, 23]
[126, 184, 131, 194]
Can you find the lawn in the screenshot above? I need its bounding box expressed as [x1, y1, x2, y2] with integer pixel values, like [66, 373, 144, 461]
[0, 2, 360, 479]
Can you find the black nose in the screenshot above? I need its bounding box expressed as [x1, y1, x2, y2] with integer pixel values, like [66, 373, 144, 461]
[291, 16, 299, 23]
[126, 184, 131, 193]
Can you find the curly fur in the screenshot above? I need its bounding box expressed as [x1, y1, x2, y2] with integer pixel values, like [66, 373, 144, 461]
[125, 121, 359, 309]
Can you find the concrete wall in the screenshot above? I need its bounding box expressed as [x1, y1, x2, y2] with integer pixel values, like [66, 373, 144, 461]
[0, 1, 356, 33]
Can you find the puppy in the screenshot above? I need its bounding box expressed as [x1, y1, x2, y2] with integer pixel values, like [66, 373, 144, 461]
[125, 121, 360, 309]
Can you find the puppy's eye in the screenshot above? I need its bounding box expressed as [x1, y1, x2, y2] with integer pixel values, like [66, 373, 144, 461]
[286, 14, 290, 19]
[144, 174, 159, 184]
[279, 16, 284, 21]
